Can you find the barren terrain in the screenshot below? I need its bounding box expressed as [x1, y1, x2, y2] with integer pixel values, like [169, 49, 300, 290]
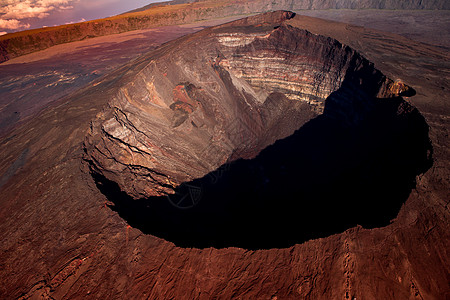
[0, 9, 448, 300]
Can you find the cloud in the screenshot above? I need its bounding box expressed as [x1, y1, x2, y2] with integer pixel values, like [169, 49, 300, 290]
[64, 17, 85, 24]
[0, 19, 30, 30]
[1, 0, 77, 19]
[2, 3, 50, 19]
[0, 0, 161, 32]
[0, 0, 77, 30]
[59, 5, 74, 10]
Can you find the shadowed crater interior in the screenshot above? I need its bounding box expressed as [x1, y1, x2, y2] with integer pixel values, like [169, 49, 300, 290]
[92, 94, 432, 250]
[85, 15, 433, 249]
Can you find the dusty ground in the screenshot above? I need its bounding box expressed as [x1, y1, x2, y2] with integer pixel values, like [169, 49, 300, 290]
[0, 11, 448, 299]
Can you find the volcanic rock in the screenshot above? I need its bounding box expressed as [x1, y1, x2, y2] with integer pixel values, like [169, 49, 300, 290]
[0, 10, 449, 300]
[84, 11, 405, 200]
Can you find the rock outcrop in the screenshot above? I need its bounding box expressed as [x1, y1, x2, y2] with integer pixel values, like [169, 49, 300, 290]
[84, 11, 407, 200]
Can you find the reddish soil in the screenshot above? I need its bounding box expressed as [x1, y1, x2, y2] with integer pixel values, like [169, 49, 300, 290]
[0, 11, 448, 300]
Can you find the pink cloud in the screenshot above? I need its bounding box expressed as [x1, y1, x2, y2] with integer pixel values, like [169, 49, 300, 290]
[0, 0, 77, 30]
[0, 0, 76, 19]
[0, 19, 30, 30]
[0, 0, 163, 32]
[64, 17, 85, 25]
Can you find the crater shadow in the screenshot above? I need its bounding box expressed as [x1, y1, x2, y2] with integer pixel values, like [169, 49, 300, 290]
[92, 92, 432, 250]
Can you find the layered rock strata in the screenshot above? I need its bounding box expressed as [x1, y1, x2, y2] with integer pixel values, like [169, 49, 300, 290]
[84, 11, 405, 199]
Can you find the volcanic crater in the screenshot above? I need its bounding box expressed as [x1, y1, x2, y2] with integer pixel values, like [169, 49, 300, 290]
[84, 11, 432, 249]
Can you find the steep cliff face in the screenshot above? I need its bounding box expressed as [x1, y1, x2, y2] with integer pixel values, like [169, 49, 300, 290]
[84, 11, 404, 201]
[0, 2, 219, 63]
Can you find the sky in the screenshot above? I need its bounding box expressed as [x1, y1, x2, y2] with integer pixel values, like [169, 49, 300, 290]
[0, 0, 165, 35]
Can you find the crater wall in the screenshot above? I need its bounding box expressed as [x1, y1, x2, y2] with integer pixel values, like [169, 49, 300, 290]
[84, 12, 407, 200]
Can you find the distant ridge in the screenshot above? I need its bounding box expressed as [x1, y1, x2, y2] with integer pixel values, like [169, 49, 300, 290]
[129, 0, 450, 13]
[124, 0, 196, 14]
[1, 0, 449, 63]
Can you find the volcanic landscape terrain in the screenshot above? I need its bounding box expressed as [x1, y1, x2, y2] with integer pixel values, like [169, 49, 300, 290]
[0, 4, 449, 300]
